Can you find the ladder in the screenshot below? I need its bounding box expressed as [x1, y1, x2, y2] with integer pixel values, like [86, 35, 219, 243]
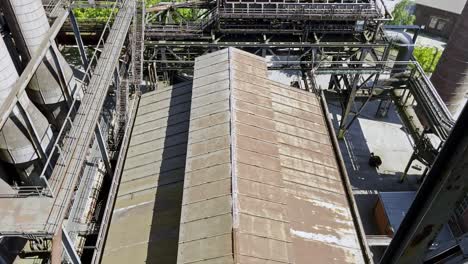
[110, 0, 144, 150]
[131, 0, 145, 90]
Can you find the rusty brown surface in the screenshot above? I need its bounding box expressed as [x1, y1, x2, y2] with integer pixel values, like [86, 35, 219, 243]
[177, 48, 365, 263]
[270, 82, 365, 264]
[102, 48, 365, 263]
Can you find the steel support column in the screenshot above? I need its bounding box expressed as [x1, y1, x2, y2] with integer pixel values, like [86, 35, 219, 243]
[337, 49, 369, 139]
[380, 103, 468, 263]
[69, 9, 89, 70]
[62, 226, 81, 264]
[95, 124, 112, 175]
[15, 99, 47, 163]
[50, 44, 73, 102]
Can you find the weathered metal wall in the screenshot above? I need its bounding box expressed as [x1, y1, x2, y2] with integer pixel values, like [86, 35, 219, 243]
[431, 1, 468, 115]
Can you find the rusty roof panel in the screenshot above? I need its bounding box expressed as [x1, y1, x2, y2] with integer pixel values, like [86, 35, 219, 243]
[271, 85, 366, 264]
[104, 48, 366, 263]
[230, 48, 293, 263]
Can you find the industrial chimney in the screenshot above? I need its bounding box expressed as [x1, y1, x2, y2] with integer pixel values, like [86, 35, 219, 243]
[0, 33, 53, 186]
[0, 0, 77, 128]
[430, 1, 468, 116]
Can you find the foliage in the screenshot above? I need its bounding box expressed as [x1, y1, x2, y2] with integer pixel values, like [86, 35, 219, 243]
[413, 46, 442, 73]
[389, 0, 416, 25]
[74, 7, 114, 22]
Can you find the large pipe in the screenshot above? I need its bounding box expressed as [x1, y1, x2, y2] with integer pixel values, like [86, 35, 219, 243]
[0, 0, 77, 128]
[431, 1, 468, 116]
[0, 33, 53, 186]
[385, 30, 414, 74]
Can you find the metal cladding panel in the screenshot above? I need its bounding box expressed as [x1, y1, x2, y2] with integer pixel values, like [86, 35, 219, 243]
[178, 49, 234, 264]
[102, 82, 193, 264]
[230, 49, 293, 263]
[177, 48, 365, 263]
[270, 82, 365, 264]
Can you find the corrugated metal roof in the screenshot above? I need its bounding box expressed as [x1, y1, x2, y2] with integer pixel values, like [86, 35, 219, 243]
[178, 48, 365, 263]
[102, 82, 192, 264]
[103, 48, 366, 263]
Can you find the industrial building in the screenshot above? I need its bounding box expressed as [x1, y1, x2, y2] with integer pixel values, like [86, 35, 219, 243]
[0, 0, 466, 263]
[415, 0, 467, 38]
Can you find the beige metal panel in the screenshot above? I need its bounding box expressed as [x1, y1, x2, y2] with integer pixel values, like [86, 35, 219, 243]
[272, 102, 325, 125]
[130, 121, 189, 144]
[236, 135, 279, 157]
[230, 48, 293, 263]
[191, 89, 230, 109]
[186, 149, 231, 171]
[190, 100, 230, 120]
[134, 110, 190, 134]
[117, 170, 185, 197]
[179, 214, 233, 243]
[180, 195, 232, 223]
[234, 99, 275, 119]
[188, 135, 230, 157]
[238, 213, 290, 242]
[271, 83, 365, 264]
[121, 155, 186, 181]
[236, 163, 284, 187]
[127, 132, 188, 157]
[137, 91, 191, 115]
[194, 61, 230, 78]
[232, 80, 272, 99]
[189, 111, 230, 131]
[235, 110, 276, 131]
[191, 80, 231, 99]
[184, 163, 231, 188]
[276, 133, 335, 157]
[178, 49, 234, 264]
[274, 111, 326, 135]
[237, 178, 284, 203]
[269, 83, 319, 105]
[183, 178, 232, 204]
[125, 143, 188, 169]
[103, 82, 192, 264]
[177, 234, 234, 264]
[237, 233, 291, 263]
[278, 144, 337, 168]
[192, 71, 229, 88]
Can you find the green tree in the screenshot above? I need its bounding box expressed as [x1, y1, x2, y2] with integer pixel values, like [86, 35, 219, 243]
[413, 46, 442, 73]
[389, 0, 416, 25]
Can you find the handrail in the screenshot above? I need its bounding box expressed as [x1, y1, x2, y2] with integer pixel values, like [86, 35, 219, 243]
[91, 94, 141, 264]
[37, 0, 122, 198]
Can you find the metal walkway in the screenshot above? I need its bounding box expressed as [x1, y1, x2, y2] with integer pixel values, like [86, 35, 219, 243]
[0, 0, 135, 236]
[43, 0, 135, 234]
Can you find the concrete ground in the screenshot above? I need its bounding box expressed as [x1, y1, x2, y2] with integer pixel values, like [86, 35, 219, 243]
[327, 99, 424, 261]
